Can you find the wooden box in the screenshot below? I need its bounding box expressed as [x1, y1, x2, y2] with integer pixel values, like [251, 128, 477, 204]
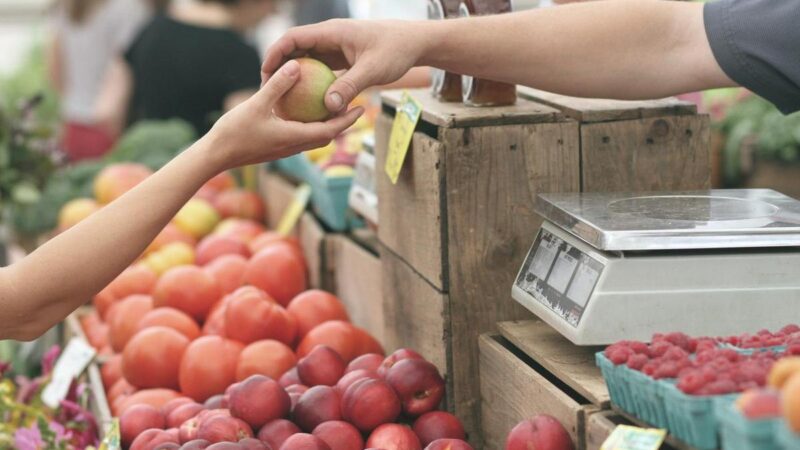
[328, 232, 384, 344]
[375, 89, 710, 444]
[258, 167, 335, 290]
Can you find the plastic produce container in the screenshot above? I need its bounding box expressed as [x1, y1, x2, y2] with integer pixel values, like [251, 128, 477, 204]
[661, 383, 736, 450]
[717, 397, 781, 450]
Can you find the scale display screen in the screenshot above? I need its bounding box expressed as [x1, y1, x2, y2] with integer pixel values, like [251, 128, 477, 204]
[515, 228, 604, 327]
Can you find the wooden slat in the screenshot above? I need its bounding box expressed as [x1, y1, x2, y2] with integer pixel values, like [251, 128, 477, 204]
[498, 320, 610, 408]
[581, 115, 711, 192]
[613, 407, 696, 450]
[376, 115, 447, 289]
[259, 168, 298, 231]
[380, 247, 448, 377]
[585, 411, 625, 450]
[330, 235, 384, 344]
[518, 87, 697, 123]
[381, 89, 563, 128]
[297, 212, 328, 289]
[88, 363, 113, 429]
[479, 335, 588, 450]
[442, 120, 581, 438]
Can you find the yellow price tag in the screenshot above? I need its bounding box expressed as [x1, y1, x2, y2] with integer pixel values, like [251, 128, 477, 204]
[276, 183, 311, 236]
[385, 91, 422, 185]
[601, 425, 667, 450]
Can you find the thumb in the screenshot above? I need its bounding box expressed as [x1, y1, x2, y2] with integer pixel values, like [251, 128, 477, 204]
[325, 62, 374, 113]
[257, 60, 301, 107]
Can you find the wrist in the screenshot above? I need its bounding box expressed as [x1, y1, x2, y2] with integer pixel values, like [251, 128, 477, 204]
[416, 19, 455, 68]
[185, 132, 228, 181]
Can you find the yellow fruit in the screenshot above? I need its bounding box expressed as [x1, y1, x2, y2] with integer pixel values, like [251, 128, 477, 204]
[93, 163, 152, 204]
[58, 198, 100, 230]
[768, 357, 800, 389]
[174, 199, 220, 239]
[305, 142, 336, 163]
[324, 165, 354, 178]
[143, 242, 195, 275]
[782, 372, 800, 432]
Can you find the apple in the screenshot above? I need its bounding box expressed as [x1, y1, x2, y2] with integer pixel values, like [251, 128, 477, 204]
[505, 416, 574, 450]
[274, 58, 337, 123]
[385, 359, 445, 416]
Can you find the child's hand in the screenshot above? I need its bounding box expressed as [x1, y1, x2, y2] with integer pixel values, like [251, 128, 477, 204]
[206, 60, 364, 171]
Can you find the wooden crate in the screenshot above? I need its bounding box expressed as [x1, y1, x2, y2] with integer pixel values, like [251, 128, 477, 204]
[479, 334, 599, 450]
[258, 167, 335, 290]
[328, 232, 384, 344]
[585, 411, 624, 450]
[518, 87, 711, 192]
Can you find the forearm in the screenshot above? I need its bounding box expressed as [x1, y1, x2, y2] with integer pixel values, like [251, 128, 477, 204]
[0, 136, 224, 340]
[419, 0, 733, 99]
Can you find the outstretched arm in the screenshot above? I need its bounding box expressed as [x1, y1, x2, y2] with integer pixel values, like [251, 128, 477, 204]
[262, 0, 734, 112]
[0, 60, 363, 341]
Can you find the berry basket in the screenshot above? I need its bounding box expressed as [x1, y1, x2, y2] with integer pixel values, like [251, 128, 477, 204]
[629, 370, 670, 428]
[717, 397, 781, 450]
[273, 154, 311, 182]
[596, 352, 637, 414]
[779, 423, 800, 450]
[720, 343, 787, 356]
[661, 383, 736, 450]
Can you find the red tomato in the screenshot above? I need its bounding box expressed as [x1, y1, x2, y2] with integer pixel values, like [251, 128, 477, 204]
[179, 336, 244, 402]
[123, 326, 190, 389]
[137, 307, 201, 341]
[244, 244, 307, 306]
[287, 290, 350, 338]
[153, 266, 221, 322]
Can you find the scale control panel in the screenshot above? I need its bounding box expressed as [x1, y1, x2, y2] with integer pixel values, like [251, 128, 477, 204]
[514, 224, 605, 327]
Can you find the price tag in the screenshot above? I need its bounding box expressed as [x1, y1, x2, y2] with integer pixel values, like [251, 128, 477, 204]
[384, 92, 422, 185]
[98, 418, 121, 450]
[41, 338, 96, 408]
[276, 183, 311, 236]
[601, 425, 667, 450]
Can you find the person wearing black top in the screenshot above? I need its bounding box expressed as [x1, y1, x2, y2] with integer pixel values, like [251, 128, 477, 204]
[96, 0, 274, 135]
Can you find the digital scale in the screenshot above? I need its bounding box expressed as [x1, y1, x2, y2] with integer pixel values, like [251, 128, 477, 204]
[348, 135, 378, 226]
[512, 189, 800, 345]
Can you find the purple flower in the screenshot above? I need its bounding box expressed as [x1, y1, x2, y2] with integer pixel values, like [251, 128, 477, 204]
[14, 425, 45, 450]
[41, 345, 61, 376]
[0, 361, 10, 377]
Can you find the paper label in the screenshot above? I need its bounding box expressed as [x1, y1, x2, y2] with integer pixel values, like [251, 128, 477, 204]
[385, 92, 422, 185]
[42, 338, 96, 408]
[276, 183, 312, 236]
[601, 425, 667, 450]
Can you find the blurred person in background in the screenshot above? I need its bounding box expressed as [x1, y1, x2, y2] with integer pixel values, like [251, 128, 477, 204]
[96, 0, 274, 136]
[293, 0, 349, 26]
[47, 0, 150, 161]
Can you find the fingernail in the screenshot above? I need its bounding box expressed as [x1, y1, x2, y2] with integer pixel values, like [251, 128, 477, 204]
[283, 60, 299, 76]
[329, 92, 344, 111]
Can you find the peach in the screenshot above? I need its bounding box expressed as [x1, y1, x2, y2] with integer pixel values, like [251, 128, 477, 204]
[377, 349, 423, 378]
[58, 198, 100, 230]
[334, 369, 379, 395]
[180, 440, 212, 449]
[341, 378, 401, 432]
[298, 346, 346, 387]
[101, 354, 123, 390]
[293, 386, 342, 432]
[167, 402, 205, 429]
[346, 354, 384, 374]
[214, 218, 265, 243]
[229, 375, 291, 429]
[385, 359, 445, 416]
[278, 433, 332, 450]
[280, 368, 302, 388]
[196, 235, 251, 266]
[768, 357, 800, 389]
[109, 294, 154, 352]
[94, 163, 152, 204]
[413, 412, 465, 446]
[257, 419, 301, 450]
[505, 416, 574, 450]
[366, 424, 422, 450]
[213, 189, 266, 222]
[312, 421, 364, 450]
[237, 340, 297, 382]
[130, 428, 179, 450]
[245, 245, 307, 307]
[154, 266, 222, 322]
[274, 58, 337, 123]
[121, 404, 166, 448]
[197, 416, 254, 443]
[424, 439, 473, 450]
[239, 438, 271, 450]
[205, 255, 249, 295]
[225, 293, 296, 346]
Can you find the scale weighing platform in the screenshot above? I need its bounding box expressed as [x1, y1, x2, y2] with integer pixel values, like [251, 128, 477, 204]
[512, 189, 800, 345]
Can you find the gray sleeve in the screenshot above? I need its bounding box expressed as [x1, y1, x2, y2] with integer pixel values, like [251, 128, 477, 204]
[111, 0, 150, 53]
[704, 0, 800, 114]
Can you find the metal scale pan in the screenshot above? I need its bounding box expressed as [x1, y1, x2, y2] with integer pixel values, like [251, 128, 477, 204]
[511, 189, 800, 345]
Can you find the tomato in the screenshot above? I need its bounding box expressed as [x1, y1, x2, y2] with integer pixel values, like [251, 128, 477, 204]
[236, 339, 297, 381]
[123, 326, 190, 389]
[145, 223, 196, 255]
[138, 307, 201, 340]
[153, 266, 221, 322]
[179, 336, 244, 402]
[287, 290, 350, 338]
[213, 189, 266, 222]
[116, 388, 183, 415]
[204, 254, 248, 295]
[225, 292, 296, 345]
[101, 354, 123, 389]
[297, 321, 361, 362]
[204, 171, 236, 192]
[352, 326, 385, 356]
[213, 218, 265, 243]
[109, 295, 154, 352]
[195, 235, 250, 266]
[94, 265, 158, 319]
[248, 232, 303, 260]
[244, 244, 307, 306]
[108, 378, 137, 404]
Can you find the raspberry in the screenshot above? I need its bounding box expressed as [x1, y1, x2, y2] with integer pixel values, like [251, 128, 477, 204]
[608, 347, 633, 365]
[665, 332, 692, 351]
[626, 354, 649, 371]
[695, 339, 717, 353]
[664, 347, 689, 361]
[786, 344, 800, 356]
[628, 341, 650, 355]
[649, 341, 672, 358]
[654, 361, 680, 379]
[677, 371, 706, 394]
[781, 324, 800, 334]
[704, 379, 738, 395]
[642, 361, 659, 377]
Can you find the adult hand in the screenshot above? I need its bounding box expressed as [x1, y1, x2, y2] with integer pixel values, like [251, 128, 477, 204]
[210, 59, 365, 170]
[261, 19, 428, 113]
